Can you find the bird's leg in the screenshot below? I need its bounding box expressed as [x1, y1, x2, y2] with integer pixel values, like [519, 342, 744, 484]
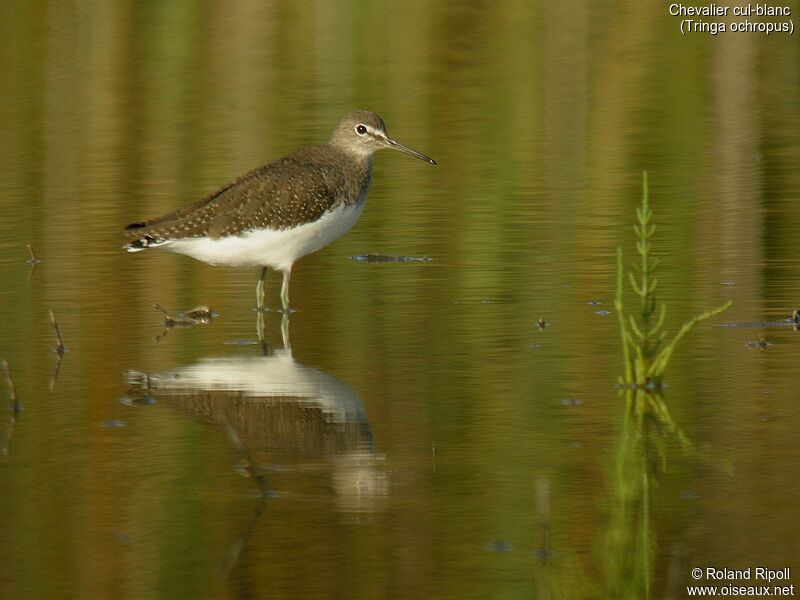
[280, 268, 291, 313]
[256, 267, 268, 341]
[256, 310, 266, 341]
[256, 267, 268, 311]
[280, 309, 291, 352]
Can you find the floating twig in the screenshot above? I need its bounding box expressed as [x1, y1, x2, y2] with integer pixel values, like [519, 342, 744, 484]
[154, 303, 218, 342]
[1, 359, 19, 457]
[350, 253, 433, 263]
[50, 352, 64, 392]
[535, 477, 551, 564]
[220, 412, 270, 579]
[155, 303, 217, 325]
[1, 359, 18, 410]
[49, 310, 66, 355]
[26, 244, 42, 279]
[26, 244, 41, 265]
[154, 303, 172, 319]
[2, 411, 17, 457]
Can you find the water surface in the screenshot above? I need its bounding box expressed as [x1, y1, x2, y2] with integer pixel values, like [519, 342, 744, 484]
[1, 2, 799, 599]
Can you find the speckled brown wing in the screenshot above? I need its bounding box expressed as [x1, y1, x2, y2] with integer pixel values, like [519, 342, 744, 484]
[124, 146, 350, 245]
[206, 156, 347, 237]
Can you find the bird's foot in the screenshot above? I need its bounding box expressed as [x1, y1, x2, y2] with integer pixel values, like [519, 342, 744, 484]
[251, 305, 297, 314]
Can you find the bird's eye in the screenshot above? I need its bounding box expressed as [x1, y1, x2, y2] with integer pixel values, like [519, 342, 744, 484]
[355, 125, 367, 135]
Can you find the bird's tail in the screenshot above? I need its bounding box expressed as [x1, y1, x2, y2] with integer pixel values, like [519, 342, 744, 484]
[124, 240, 147, 252]
[123, 223, 168, 252]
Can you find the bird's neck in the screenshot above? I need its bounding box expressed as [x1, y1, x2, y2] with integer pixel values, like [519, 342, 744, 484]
[346, 156, 373, 203]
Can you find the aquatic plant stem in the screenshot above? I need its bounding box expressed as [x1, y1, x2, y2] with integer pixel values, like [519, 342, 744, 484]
[648, 300, 733, 378]
[617, 172, 731, 386]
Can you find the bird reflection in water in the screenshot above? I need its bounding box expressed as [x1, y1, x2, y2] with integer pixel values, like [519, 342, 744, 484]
[124, 315, 387, 575]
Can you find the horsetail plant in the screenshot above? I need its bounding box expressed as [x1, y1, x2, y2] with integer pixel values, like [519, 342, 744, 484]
[615, 172, 732, 388]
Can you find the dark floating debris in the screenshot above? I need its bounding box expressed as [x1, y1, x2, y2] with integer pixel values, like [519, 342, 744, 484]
[155, 303, 218, 325]
[114, 533, 132, 544]
[718, 309, 800, 331]
[560, 397, 583, 407]
[154, 303, 219, 342]
[536, 318, 549, 331]
[587, 299, 603, 306]
[349, 253, 433, 263]
[119, 394, 156, 407]
[485, 540, 513, 553]
[718, 321, 783, 328]
[224, 339, 262, 346]
[745, 334, 770, 351]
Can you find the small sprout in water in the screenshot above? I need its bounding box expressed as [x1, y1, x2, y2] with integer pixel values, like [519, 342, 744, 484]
[49, 310, 66, 355]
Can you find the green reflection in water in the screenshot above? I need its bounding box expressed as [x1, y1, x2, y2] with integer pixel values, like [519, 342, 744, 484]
[535, 174, 739, 599]
[601, 387, 689, 600]
[600, 174, 732, 599]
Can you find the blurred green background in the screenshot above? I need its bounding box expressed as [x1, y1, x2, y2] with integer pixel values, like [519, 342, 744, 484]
[1, 1, 799, 598]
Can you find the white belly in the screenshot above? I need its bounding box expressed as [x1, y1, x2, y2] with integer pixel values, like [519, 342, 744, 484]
[164, 202, 365, 271]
